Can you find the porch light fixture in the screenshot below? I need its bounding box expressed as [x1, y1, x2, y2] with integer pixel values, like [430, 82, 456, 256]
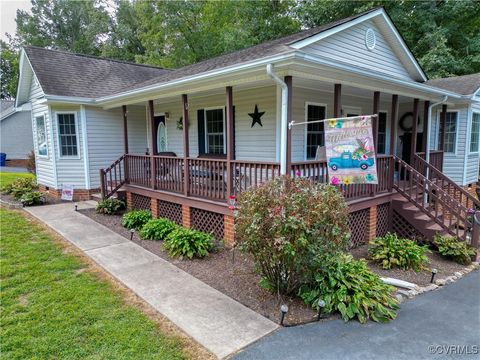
[430, 268, 438, 283]
[317, 299, 326, 321]
[130, 229, 135, 241]
[280, 304, 289, 326]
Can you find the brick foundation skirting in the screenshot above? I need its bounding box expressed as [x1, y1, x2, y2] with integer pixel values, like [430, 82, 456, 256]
[38, 184, 98, 201]
[223, 214, 235, 247]
[5, 159, 28, 167]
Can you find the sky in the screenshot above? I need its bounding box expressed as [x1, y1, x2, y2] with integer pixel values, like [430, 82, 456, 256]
[0, 0, 31, 41]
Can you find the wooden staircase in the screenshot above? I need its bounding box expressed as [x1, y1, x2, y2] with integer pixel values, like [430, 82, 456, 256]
[393, 156, 476, 244]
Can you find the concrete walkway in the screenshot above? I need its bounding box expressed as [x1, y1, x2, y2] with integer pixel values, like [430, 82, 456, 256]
[25, 202, 277, 359]
[234, 271, 480, 360]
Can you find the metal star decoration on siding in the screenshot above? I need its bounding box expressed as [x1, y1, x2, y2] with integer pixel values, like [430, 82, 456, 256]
[249, 104, 265, 127]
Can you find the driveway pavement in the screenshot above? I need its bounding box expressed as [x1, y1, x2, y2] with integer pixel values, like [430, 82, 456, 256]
[234, 271, 480, 360]
[25, 202, 278, 359]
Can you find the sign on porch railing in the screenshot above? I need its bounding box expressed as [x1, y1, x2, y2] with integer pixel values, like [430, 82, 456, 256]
[324, 115, 378, 185]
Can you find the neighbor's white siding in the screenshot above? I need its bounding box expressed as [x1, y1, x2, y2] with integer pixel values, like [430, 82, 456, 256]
[0, 111, 33, 159]
[429, 105, 469, 185]
[86, 105, 147, 188]
[30, 75, 56, 187]
[303, 19, 412, 81]
[151, 86, 278, 161]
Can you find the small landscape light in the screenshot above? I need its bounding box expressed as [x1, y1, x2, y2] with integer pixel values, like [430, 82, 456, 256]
[280, 304, 289, 326]
[74, 203, 78, 211]
[130, 229, 135, 241]
[317, 299, 326, 321]
[430, 268, 438, 283]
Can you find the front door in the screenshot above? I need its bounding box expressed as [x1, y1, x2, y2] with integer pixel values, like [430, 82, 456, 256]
[154, 115, 167, 154]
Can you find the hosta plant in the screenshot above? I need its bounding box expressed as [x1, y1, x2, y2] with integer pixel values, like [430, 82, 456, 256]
[299, 254, 399, 324]
[236, 176, 350, 295]
[95, 198, 125, 215]
[122, 210, 152, 230]
[163, 228, 214, 259]
[140, 218, 178, 241]
[433, 234, 476, 265]
[369, 233, 430, 271]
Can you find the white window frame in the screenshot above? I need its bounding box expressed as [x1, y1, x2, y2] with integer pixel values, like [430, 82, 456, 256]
[304, 102, 327, 160]
[469, 112, 480, 154]
[342, 106, 362, 117]
[204, 107, 226, 155]
[377, 110, 389, 154]
[56, 111, 80, 159]
[34, 114, 48, 158]
[435, 110, 459, 155]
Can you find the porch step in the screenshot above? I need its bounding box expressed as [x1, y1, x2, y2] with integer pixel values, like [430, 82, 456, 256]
[89, 187, 126, 202]
[392, 198, 449, 241]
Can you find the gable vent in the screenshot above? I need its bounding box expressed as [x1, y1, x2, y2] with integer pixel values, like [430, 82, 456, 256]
[365, 28, 376, 51]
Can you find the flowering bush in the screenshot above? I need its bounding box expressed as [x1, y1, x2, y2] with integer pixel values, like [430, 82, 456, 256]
[235, 176, 350, 295]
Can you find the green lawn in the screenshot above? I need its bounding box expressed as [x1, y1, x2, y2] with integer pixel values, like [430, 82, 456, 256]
[0, 172, 34, 188]
[0, 208, 186, 359]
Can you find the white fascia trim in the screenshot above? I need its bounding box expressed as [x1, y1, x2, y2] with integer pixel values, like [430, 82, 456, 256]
[80, 105, 91, 189]
[45, 95, 96, 104]
[289, 9, 427, 82]
[96, 52, 297, 104]
[16, 50, 48, 107]
[295, 52, 464, 99]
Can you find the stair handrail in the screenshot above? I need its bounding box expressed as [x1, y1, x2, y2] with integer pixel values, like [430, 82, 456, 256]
[413, 154, 480, 211]
[100, 154, 127, 199]
[393, 156, 472, 242]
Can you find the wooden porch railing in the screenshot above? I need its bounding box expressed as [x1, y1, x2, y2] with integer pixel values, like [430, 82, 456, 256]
[100, 154, 127, 199]
[415, 150, 444, 171]
[291, 155, 394, 200]
[393, 156, 472, 242]
[412, 154, 480, 212]
[231, 160, 280, 194]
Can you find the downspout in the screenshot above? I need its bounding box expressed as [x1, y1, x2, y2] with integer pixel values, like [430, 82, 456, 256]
[266, 64, 288, 175]
[425, 96, 448, 167]
[424, 95, 448, 206]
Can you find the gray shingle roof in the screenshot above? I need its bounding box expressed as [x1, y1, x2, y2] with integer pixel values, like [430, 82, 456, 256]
[113, 8, 382, 95]
[24, 46, 169, 98]
[424, 73, 480, 96]
[24, 8, 381, 99]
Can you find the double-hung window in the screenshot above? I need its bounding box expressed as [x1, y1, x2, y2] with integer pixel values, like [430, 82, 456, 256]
[471, 113, 480, 153]
[35, 115, 48, 156]
[57, 113, 78, 157]
[438, 112, 457, 153]
[306, 104, 326, 160]
[377, 112, 387, 154]
[205, 108, 225, 155]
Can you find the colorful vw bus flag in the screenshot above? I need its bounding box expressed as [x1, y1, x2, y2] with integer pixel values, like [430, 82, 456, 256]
[324, 115, 378, 185]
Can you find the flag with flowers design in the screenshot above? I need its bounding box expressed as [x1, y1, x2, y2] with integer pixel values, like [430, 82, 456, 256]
[325, 115, 378, 185]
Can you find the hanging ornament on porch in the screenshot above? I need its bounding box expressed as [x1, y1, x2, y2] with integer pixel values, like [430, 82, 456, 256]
[176, 116, 183, 130]
[249, 104, 265, 127]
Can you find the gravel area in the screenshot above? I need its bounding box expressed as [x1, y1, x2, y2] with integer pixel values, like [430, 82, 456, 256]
[78, 208, 468, 325]
[351, 245, 467, 286]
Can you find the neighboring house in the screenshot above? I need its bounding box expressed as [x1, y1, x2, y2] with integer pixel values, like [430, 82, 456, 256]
[14, 7, 480, 247]
[0, 100, 33, 166]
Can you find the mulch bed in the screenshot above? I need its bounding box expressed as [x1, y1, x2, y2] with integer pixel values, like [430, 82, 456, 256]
[351, 244, 467, 286]
[79, 208, 468, 325]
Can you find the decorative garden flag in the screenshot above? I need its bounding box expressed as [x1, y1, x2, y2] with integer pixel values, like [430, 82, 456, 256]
[61, 184, 74, 201]
[324, 115, 378, 185]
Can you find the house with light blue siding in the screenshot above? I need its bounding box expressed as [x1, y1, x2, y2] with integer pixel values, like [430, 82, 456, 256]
[14, 7, 480, 248]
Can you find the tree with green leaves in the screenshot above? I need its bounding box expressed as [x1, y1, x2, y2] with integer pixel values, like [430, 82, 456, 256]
[15, 0, 111, 56]
[0, 40, 19, 99]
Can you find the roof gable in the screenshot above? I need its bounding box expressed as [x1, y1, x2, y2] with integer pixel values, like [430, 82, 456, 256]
[290, 8, 426, 82]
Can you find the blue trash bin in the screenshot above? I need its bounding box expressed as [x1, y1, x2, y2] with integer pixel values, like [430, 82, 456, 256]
[0, 153, 6, 167]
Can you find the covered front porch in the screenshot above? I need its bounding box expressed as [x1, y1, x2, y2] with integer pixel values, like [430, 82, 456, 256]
[100, 74, 449, 206]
